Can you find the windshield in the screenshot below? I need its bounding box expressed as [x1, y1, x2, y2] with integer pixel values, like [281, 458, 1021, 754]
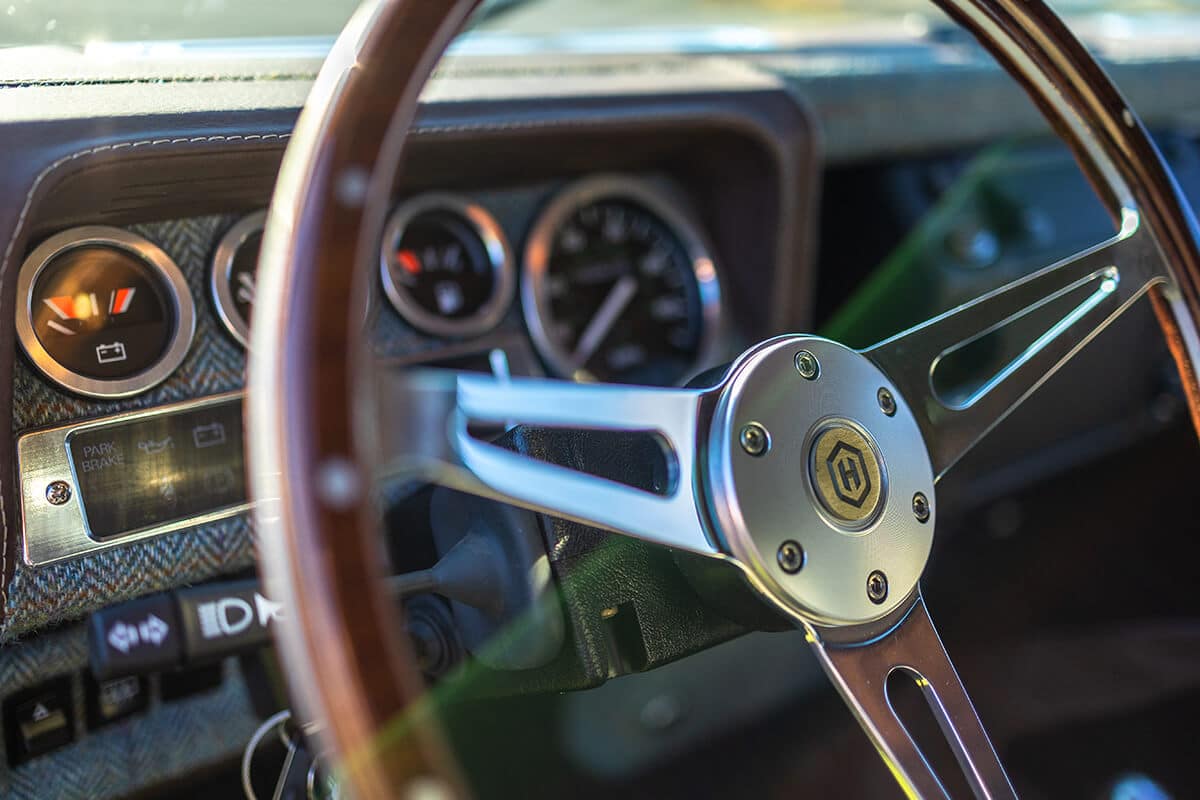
[0, 0, 1188, 50]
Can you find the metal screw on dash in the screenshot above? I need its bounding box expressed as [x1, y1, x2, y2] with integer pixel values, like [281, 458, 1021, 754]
[45, 480, 72, 506]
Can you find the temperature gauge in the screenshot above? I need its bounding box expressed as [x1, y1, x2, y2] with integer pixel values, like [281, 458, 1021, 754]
[16, 227, 196, 398]
[380, 194, 515, 338]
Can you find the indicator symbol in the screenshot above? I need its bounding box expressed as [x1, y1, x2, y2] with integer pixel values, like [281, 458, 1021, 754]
[139, 615, 170, 646]
[99, 677, 140, 708]
[196, 597, 253, 639]
[434, 281, 465, 315]
[137, 437, 174, 456]
[202, 466, 237, 494]
[255, 593, 285, 627]
[106, 614, 170, 653]
[192, 422, 227, 449]
[95, 342, 128, 364]
[107, 622, 137, 654]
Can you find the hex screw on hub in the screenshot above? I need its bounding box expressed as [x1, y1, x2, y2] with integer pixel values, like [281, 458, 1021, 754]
[45, 480, 71, 506]
[739, 422, 770, 456]
[794, 350, 820, 380]
[912, 492, 931, 523]
[867, 570, 889, 605]
[777, 540, 805, 574]
[877, 387, 897, 417]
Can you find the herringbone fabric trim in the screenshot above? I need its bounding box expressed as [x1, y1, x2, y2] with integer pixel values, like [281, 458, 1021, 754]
[7, 215, 255, 642]
[0, 624, 258, 799]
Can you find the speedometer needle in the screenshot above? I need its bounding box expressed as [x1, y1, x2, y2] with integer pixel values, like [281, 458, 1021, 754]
[570, 275, 638, 371]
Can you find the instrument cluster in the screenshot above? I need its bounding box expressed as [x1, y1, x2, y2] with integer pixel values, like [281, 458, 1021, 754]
[14, 173, 729, 563]
[377, 173, 724, 386]
[16, 173, 726, 398]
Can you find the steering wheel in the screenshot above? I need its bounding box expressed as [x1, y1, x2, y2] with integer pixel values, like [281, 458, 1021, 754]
[247, 0, 1200, 797]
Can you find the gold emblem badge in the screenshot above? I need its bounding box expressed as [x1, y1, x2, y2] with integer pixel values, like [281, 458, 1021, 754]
[809, 421, 885, 527]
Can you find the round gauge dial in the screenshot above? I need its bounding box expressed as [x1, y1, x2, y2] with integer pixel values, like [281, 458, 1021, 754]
[522, 176, 721, 385]
[212, 211, 264, 347]
[16, 227, 196, 398]
[380, 194, 515, 338]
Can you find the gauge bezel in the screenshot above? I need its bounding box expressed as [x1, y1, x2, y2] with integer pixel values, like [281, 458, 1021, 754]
[521, 174, 723, 385]
[211, 210, 265, 348]
[379, 193, 516, 338]
[15, 226, 197, 399]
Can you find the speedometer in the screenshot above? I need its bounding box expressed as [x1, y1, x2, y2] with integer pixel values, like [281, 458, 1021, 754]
[522, 176, 721, 385]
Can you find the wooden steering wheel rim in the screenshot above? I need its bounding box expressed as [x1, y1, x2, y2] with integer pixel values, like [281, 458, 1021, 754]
[248, 1, 1200, 797]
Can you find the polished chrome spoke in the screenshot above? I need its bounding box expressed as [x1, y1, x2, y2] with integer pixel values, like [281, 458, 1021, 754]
[375, 370, 719, 557]
[809, 594, 1015, 800]
[864, 212, 1168, 480]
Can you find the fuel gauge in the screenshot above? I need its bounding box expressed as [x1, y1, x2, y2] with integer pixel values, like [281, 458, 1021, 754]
[380, 194, 515, 338]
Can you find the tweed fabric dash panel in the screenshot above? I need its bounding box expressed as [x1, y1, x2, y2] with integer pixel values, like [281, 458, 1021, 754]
[0, 625, 259, 799]
[11, 215, 247, 431]
[3, 514, 255, 641]
[7, 215, 255, 641]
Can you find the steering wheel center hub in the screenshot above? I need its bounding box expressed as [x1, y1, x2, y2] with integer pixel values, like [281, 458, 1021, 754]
[808, 419, 887, 529]
[706, 336, 936, 626]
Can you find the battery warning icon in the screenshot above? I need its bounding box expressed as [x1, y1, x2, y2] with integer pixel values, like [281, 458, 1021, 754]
[95, 342, 128, 364]
[192, 422, 227, 449]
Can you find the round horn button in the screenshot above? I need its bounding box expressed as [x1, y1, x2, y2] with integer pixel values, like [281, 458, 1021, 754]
[809, 420, 886, 529]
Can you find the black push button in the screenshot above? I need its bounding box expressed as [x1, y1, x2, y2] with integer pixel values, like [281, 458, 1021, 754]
[87, 580, 282, 680]
[85, 673, 148, 729]
[175, 579, 281, 663]
[4, 677, 74, 764]
[88, 593, 182, 680]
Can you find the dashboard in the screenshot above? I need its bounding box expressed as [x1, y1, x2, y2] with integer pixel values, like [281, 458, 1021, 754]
[0, 36, 1196, 800]
[0, 67, 818, 792]
[0, 74, 815, 609]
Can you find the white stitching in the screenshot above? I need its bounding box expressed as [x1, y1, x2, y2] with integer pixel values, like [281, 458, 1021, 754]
[410, 119, 628, 136]
[0, 132, 291, 613]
